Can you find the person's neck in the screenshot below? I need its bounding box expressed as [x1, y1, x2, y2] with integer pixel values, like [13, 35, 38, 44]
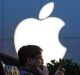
[25, 64, 37, 72]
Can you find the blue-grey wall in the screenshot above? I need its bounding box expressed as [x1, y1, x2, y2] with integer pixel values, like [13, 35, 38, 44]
[0, 0, 80, 63]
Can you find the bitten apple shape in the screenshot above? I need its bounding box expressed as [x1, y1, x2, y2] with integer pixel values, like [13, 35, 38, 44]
[14, 2, 66, 64]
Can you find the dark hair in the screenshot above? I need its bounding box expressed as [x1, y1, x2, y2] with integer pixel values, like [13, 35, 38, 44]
[18, 45, 43, 66]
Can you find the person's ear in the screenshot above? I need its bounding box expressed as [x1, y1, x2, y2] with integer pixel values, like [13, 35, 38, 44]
[26, 57, 31, 63]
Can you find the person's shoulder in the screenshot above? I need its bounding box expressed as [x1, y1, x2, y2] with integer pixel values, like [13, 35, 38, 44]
[19, 67, 34, 75]
[20, 70, 34, 75]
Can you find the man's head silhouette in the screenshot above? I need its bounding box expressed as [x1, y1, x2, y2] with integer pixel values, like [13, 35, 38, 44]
[18, 45, 43, 67]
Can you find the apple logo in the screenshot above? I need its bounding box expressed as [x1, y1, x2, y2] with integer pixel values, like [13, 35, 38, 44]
[14, 2, 66, 64]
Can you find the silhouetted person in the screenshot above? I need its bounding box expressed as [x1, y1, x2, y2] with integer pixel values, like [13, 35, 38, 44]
[18, 45, 49, 75]
[18, 45, 64, 75]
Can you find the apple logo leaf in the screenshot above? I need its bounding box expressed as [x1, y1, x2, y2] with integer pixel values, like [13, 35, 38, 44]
[39, 2, 54, 20]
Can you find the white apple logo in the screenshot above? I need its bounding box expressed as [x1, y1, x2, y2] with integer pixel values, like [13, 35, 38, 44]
[14, 2, 66, 64]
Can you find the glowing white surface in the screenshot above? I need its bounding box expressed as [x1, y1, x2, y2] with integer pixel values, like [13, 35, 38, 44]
[14, 2, 66, 64]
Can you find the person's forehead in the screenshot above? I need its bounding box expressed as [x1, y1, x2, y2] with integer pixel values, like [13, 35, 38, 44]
[36, 54, 42, 57]
[34, 54, 43, 59]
